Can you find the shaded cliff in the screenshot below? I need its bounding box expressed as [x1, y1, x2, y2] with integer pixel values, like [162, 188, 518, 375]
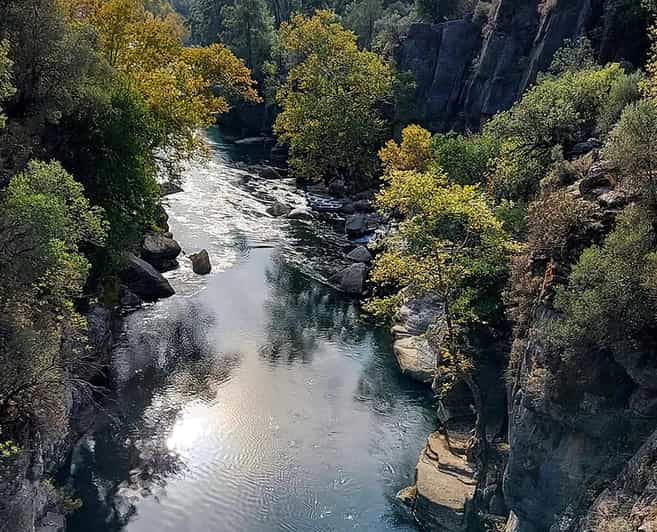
[397, 0, 650, 131]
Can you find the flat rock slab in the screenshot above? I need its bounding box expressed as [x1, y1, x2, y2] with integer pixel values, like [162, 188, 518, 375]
[393, 335, 436, 384]
[414, 432, 476, 531]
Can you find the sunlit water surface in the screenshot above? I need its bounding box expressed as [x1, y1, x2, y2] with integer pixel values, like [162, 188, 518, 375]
[67, 129, 435, 532]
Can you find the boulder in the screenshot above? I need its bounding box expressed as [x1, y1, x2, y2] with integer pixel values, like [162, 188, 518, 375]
[346, 245, 372, 263]
[270, 144, 288, 162]
[258, 166, 283, 180]
[570, 138, 602, 157]
[330, 263, 368, 294]
[141, 232, 181, 272]
[393, 335, 436, 383]
[345, 214, 372, 238]
[267, 201, 292, 217]
[159, 181, 183, 196]
[328, 178, 347, 197]
[287, 207, 314, 220]
[120, 253, 175, 301]
[119, 285, 143, 308]
[189, 249, 211, 275]
[352, 199, 375, 212]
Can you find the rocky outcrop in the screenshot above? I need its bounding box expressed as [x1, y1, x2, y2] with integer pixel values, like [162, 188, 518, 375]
[502, 173, 657, 531]
[397, 0, 648, 132]
[120, 253, 175, 301]
[576, 428, 657, 531]
[345, 245, 372, 263]
[400, 432, 476, 531]
[390, 296, 444, 384]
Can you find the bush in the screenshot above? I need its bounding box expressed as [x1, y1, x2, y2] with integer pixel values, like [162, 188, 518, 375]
[550, 206, 657, 362]
[432, 132, 500, 186]
[485, 64, 634, 202]
[602, 98, 657, 211]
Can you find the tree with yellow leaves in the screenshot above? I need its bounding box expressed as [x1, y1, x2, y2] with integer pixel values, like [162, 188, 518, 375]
[368, 125, 513, 466]
[60, 0, 260, 178]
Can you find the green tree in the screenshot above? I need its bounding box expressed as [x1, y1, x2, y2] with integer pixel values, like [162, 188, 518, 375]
[603, 99, 657, 215]
[368, 166, 511, 461]
[485, 64, 632, 202]
[0, 161, 106, 424]
[344, 0, 384, 49]
[432, 132, 500, 186]
[56, 83, 162, 254]
[220, 0, 275, 74]
[551, 206, 657, 366]
[274, 10, 393, 189]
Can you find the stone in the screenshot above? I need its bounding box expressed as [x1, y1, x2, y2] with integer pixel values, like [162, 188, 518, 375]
[328, 178, 346, 197]
[189, 249, 211, 275]
[287, 207, 314, 220]
[267, 201, 292, 217]
[141, 232, 181, 272]
[570, 138, 602, 157]
[346, 245, 372, 263]
[159, 181, 183, 196]
[580, 160, 617, 197]
[119, 284, 143, 308]
[345, 214, 371, 238]
[120, 253, 175, 301]
[330, 263, 368, 294]
[352, 199, 375, 212]
[270, 144, 288, 161]
[396, 296, 445, 336]
[393, 335, 436, 384]
[397, 485, 417, 507]
[258, 166, 283, 180]
[413, 432, 476, 531]
[340, 202, 356, 215]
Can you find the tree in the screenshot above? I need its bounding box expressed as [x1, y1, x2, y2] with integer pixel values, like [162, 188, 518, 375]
[55, 82, 162, 254]
[274, 10, 393, 189]
[368, 126, 512, 462]
[220, 0, 275, 75]
[61, 0, 260, 180]
[484, 64, 633, 202]
[551, 206, 657, 367]
[602, 99, 657, 216]
[379, 123, 433, 173]
[344, 0, 383, 49]
[0, 161, 106, 424]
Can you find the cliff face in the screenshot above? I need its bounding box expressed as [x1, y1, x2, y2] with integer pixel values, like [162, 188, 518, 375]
[502, 168, 657, 531]
[397, 0, 647, 131]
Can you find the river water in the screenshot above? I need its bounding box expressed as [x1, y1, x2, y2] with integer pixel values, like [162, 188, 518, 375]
[68, 129, 436, 532]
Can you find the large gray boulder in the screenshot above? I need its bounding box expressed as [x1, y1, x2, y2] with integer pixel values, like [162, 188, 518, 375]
[189, 249, 211, 275]
[346, 245, 372, 263]
[141, 232, 181, 272]
[345, 214, 371, 238]
[330, 263, 368, 294]
[120, 253, 175, 301]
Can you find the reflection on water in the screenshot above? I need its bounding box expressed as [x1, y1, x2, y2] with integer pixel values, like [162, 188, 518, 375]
[67, 129, 435, 532]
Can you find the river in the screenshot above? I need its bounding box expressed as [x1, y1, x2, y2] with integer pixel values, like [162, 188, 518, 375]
[67, 129, 436, 532]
